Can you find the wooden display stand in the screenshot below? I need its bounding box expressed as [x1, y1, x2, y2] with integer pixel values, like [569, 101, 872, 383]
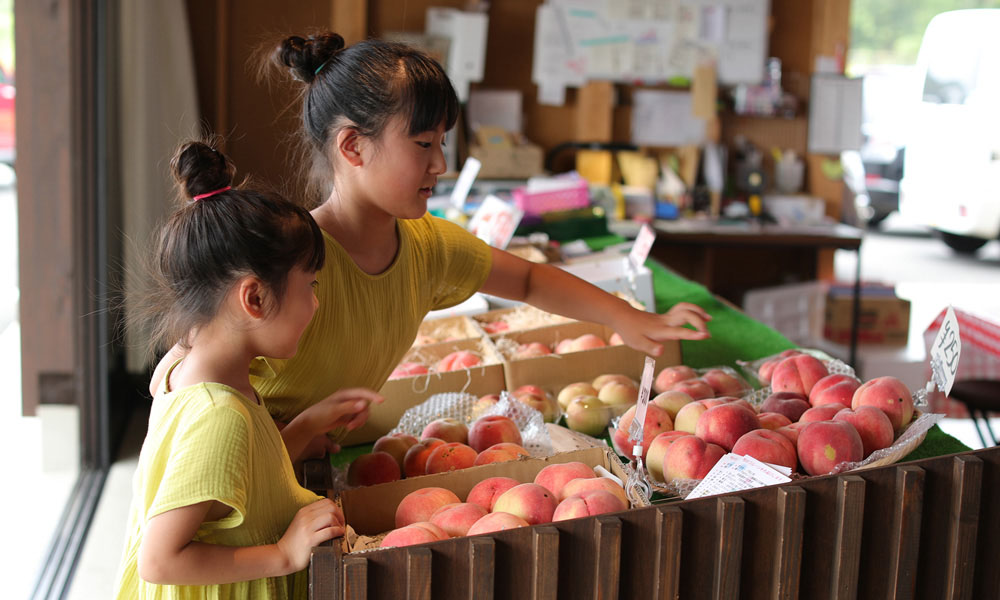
[308, 446, 1000, 599]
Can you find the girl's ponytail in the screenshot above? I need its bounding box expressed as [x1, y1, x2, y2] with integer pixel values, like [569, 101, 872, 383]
[171, 141, 235, 203]
[276, 33, 346, 84]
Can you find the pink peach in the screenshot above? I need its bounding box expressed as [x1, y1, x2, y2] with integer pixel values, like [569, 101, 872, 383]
[557, 381, 599, 409]
[798, 404, 844, 424]
[834, 406, 895, 457]
[347, 451, 401, 487]
[533, 461, 596, 498]
[651, 390, 695, 420]
[695, 403, 760, 452]
[757, 412, 793, 430]
[759, 392, 811, 422]
[466, 476, 520, 512]
[731, 429, 798, 470]
[395, 487, 462, 528]
[403, 437, 445, 477]
[669, 378, 715, 400]
[424, 442, 478, 474]
[468, 415, 522, 452]
[380, 521, 448, 547]
[553, 489, 627, 521]
[611, 403, 674, 459]
[561, 476, 629, 506]
[653, 365, 699, 394]
[372, 434, 419, 471]
[429, 502, 489, 537]
[662, 435, 727, 482]
[421, 417, 469, 444]
[809, 374, 862, 408]
[493, 483, 558, 525]
[770, 355, 829, 397]
[851, 376, 914, 431]
[646, 431, 692, 482]
[797, 420, 864, 476]
[389, 362, 430, 379]
[701, 368, 750, 397]
[473, 442, 529, 465]
[436, 350, 482, 372]
[466, 512, 530, 536]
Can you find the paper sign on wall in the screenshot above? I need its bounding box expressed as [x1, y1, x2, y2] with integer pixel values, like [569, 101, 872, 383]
[929, 306, 961, 397]
[467, 194, 523, 249]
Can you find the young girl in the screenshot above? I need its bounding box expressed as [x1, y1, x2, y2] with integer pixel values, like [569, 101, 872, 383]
[151, 32, 712, 428]
[116, 141, 381, 599]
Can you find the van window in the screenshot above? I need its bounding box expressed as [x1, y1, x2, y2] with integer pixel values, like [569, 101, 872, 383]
[921, 37, 980, 105]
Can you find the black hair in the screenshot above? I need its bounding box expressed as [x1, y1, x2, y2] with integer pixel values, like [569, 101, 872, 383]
[272, 32, 460, 203]
[137, 140, 325, 355]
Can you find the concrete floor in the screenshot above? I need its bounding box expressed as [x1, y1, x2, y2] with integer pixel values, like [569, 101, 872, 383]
[8, 209, 1000, 596]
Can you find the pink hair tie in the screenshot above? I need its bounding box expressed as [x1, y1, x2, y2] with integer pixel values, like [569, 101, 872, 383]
[192, 185, 231, 201]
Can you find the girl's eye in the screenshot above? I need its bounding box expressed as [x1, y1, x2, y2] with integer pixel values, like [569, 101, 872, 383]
[416, 141, 432, 149]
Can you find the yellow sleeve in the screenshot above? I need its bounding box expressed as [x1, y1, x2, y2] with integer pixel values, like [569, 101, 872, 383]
[425, 215, 493, 309]
[146, 395, 251, 531]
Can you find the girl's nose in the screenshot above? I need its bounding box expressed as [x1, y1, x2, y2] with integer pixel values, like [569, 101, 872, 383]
[429, 142, 447, 175]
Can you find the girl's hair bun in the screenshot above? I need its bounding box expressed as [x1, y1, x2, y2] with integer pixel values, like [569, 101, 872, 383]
[170, 141, 235, 202]
[277, 32, 346, 83]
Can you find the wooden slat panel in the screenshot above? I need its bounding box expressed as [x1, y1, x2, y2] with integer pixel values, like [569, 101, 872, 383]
[406, 547, 432, 600]
[468, 537, 495, 600]
[532, 526, 559, 600]
[713, 496, 745, 600]
[945, 456, 982, 600]
[310, 545, 342, 599]
[343, 555, 368, 600]
[887, 466, 925, 600]
[772, 486, 805, 600]
[830, 475, 865, 600]
[593, 516, 622, 600]
[653, 507, 683, 598]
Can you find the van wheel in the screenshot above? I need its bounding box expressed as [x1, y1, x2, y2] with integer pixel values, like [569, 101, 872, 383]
[939, 231, 988, 254]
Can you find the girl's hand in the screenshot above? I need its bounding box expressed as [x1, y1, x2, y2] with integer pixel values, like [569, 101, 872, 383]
[615, 302, 712, 357]
[276, 498, 345, 572]
[307, 388, 384, 434]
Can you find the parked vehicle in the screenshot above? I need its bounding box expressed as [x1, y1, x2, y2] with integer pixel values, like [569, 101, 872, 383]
[898, 9, 1000, 254]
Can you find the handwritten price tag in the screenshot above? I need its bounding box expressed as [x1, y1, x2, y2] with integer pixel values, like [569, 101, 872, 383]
[467, 194, 524, 249]
[627, 356, 657, 446]
[628, 223, 656, 269]
[929, 306, 961, 396]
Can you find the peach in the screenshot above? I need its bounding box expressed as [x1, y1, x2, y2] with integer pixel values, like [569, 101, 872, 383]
[424, 442, 478, 474]
[770, 355, 829, 397]
[403, 438, 445, 477]
[757, 412, 793, 430]
[798, 404, 844, 424]
[561, 476, 629, 506]
[809, 374, 861, 408]
[669, 378, 715, 400]
[468, 415, 522, 452]
[395, 487, 462, 528]
[695, 403, 760, 452]
[645, 431, 692, 482]
[757, 350, 802, 383]
[834, 406, 895, 457]
[592, 374, 638, 391]
[701, 368, 750, 397]
[775, 422, 807, 446]
[557, 381, 599, 409]
[569, 333, 607, 352]
[466, 512, 530, 536]
[731, 429, 798, 470]
[389, 362, 430, 379]
[473, 442, 529, 465]
[553, 489, 627, 521]
[429, 502, 489, 537]
[673, 399, 719, 434]
[653, 365, 698, 394]
[421, 417, 469, 444]
[797, 420, 864, 476]
[611, 403, 674, 459]
[436, 350, 482, 372]
[482, 320, 510, 334]
[493, 483, 558, 525]
[564, 395, 613, 436]
[662, 435, 726, 482]
[347, 451, 402, 487]
[851, 376, 914, 431]
[513, 387, 559, 423]
[380, 521, 448, 548]
[472, 393, 501, 415]
[759, 392, 811, 422]
[533, 461, 596, 498]
[554, 338, 575, 354]
[372, 434, 418, 471]
[597, 380, 639, 408]
[717, 397, 756, 413]
[651, 390, 695, 420]
[466, 476, 520, 512]
[609, 332, 625, 345]
[513, 342, 552, 359]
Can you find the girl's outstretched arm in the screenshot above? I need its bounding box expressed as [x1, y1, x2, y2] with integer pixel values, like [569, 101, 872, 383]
[138, 498, 343, 585]
[281, 388, 384, 464]
[479, 248, 711, 357]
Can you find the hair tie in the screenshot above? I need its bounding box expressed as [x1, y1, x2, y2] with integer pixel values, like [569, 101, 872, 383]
[193, 186, 231, 201]
[314, 60, 330, 76]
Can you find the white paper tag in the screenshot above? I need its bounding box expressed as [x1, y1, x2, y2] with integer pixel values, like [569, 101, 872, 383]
[450, 156, 482, 209]
[928, 306, 961, 397]
[467, 194, 524, 249]
[685, 454, 792, 500]
[627, 356, 657, 444]
[628, 223, 656, 269]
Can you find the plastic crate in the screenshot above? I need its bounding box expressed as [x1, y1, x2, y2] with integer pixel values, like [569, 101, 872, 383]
[742, 281, 826, 347]
[512, 179, 590, 216]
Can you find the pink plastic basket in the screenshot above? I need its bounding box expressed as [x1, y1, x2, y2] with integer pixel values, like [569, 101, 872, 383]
[512, 180, 590, 216]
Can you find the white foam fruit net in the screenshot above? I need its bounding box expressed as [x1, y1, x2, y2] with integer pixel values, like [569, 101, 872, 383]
[390, 391, 554, 457]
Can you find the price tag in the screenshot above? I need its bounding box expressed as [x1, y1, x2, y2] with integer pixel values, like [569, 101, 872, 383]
[627, 356, 657, 446]
[450, 156, 482, 209]
[928, 306, 961, 397]
[628, 223, 656, 269]
[467, 194, 524, 249]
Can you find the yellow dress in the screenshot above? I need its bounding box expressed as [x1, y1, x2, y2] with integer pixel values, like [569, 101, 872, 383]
[115, 361, 321, 600]
[254, 213, 492, 422]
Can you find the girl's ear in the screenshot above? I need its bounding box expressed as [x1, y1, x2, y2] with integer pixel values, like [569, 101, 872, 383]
[237, 276, 268, 319]
[336, 127, 364, 167]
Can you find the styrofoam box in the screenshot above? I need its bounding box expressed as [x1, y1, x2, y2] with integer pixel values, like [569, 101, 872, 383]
[556, 255, 656, 312]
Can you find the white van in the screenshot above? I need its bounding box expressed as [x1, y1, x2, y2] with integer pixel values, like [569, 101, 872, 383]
[898, 9, 1000, 253]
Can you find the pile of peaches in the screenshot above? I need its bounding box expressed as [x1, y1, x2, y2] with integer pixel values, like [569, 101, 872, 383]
[380, 461, 628, 548]
[502, 331, 625, 361]
[610, 351, 916, 488]
[347, 414, 530, 487]
[389, 349, 485, 379]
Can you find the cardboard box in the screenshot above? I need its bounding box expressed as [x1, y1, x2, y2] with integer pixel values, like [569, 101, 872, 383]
[493, 320, 682, 394]
[342, 338, 506, 445]
[335, 446, 634, 545]
[823, 286, 910, 346]
[556, 254, 656, 312]
[412, 314, 481, 346]
[468, 143, 544, 179]
[471, 306, 573, 335]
